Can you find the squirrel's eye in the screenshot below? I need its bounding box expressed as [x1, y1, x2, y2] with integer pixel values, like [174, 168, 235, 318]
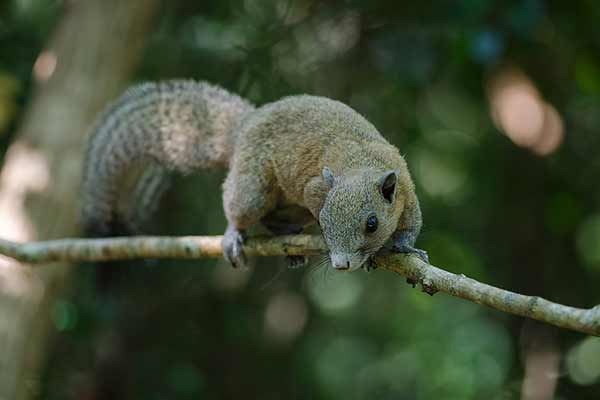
[366, 215, 378, 233]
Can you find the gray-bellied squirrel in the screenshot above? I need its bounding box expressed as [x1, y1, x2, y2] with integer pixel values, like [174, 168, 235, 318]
[81, 80, 427, 271]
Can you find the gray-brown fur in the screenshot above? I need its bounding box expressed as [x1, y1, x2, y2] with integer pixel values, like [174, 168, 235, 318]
[81, 80, 254, 235]
[82, 80, 425, 269]
[125, 162, 172, 233]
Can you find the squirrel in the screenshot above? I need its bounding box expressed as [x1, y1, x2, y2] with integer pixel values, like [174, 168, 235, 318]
[81, 80, 427, 271]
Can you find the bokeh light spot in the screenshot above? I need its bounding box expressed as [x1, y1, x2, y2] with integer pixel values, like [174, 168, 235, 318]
[315, 336, 376, 396]
[413, 148, 467, 200]
[33, 50, 57, 82]
[470, 30, 504, 64]
[264, 291, 308, 343]
[532, 103, 564, 156]
[488, 67, 564, 156]
[567, 337, 600, 385]
[492, 81, 544, 146]
[307, 272, 363, 314]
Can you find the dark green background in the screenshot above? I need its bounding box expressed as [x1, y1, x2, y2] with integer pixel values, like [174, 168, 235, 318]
[1, 0, 599, 398]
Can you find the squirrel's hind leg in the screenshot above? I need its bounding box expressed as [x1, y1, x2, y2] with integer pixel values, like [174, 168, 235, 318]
[262, 220, 308, 269]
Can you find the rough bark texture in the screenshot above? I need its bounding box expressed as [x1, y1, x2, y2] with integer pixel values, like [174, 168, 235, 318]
[0, 1, 157, 398]
[0, 234, 598, 336]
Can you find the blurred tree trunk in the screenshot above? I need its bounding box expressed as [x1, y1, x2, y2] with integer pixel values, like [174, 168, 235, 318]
[0, 0, 158, 398]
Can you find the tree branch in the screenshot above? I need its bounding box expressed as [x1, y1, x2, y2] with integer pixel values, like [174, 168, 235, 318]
[0, 234, 598, 336]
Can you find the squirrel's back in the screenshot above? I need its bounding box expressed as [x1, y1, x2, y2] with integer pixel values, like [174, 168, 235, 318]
[81, 80, 254, 236]
[232, 94, 402, 202]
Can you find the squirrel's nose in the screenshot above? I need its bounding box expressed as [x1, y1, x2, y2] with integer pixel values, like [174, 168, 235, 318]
[331, 254, 350, 270]
[334, 261, 350, 270]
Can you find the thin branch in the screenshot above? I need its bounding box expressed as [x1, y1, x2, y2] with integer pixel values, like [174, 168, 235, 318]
[0, 235, 598, 336]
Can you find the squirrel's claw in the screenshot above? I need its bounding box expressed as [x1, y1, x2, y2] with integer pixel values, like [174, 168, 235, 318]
[286, 255, 308, 269]
[392, 243, 429, 263]
[223, 226, 247, 268]
[392, 230, 429, 263]
[363, 258, 378, 272]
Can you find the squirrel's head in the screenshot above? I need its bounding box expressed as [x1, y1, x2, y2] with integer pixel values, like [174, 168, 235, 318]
[319, 166, 402, 272]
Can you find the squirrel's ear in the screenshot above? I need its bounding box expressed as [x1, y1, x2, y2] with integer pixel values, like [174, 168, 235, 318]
[304, 176, 331, 219]
[379, 170, 397, 203]
[322, 166, 335, 188]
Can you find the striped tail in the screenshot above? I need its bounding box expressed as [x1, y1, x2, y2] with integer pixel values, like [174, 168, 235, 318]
[81, 80, 254, 236]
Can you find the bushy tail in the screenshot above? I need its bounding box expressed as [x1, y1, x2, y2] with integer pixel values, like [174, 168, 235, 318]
[81, 80, 254, 236]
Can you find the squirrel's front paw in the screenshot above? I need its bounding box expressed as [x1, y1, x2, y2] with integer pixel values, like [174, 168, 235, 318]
[223, 227, 247, 268]
[392, 243, 429, 263]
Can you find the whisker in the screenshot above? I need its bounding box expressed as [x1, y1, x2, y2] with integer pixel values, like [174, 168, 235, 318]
[323, 260, 333, 283]
[259, 263, 286, 291]
[302, 254, 330, 288]
[308, 255, 329, 270]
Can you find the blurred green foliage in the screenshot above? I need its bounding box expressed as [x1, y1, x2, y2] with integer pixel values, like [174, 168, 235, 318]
[1, 0, 600, 398]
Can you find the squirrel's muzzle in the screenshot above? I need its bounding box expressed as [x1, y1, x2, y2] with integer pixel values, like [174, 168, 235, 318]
[330, 253, 365, 272]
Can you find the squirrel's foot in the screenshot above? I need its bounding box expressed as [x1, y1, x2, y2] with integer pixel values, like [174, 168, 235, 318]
[391, 235, 429, 264]
[363, 258, 378, 272]
[392, 230, 429, 264]
[391, 229, 428, 263]
[263, 222, 306, 268]
[223, 226, 247, 268]
[286, 255, 308, 269]
[392, 243, 429, 263]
